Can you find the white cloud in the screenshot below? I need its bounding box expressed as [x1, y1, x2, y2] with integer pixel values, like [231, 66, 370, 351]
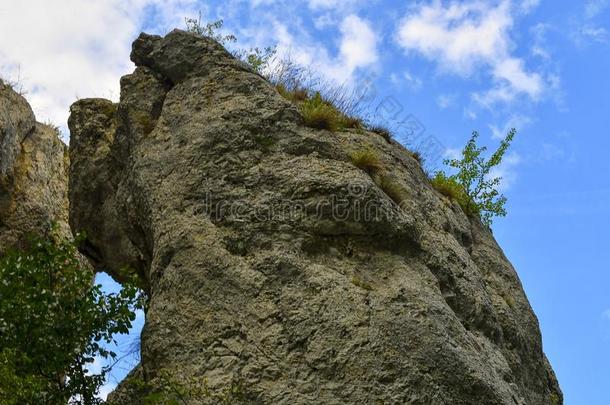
[396, 0, 546, 106]
[463, 107, 478, 120]
[493, 58, 542, 96]
[539, 142, 566, 161]
[437, 93, 457, 109]
[530, 23, 551, 59]
[337, 15, 378, 75]
[443, 147, 462, 161]
[403, 71, 423, 90]
[519, 0, 540, 14]
[390, 71, 423, 91]
[308, 0, 339, 8]
[577, 26, 608, 43]
[0, 0, 198, 132]
[531, 44, 550, 59]
[249, 0, 279, 6]
[572, 0, 610, 45]
[313, 14, 336, 29]
[585, 0, 610, 19]
[488, 114, 531, 139]
[0, 2, 368, 134]
[603, 309, 610, 320]
[272, 14, 378, 84]
[396, 1, 512, 76]
[307, 0, 361, 11]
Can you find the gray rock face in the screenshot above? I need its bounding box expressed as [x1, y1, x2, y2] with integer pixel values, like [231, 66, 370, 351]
[69, 30, 562, 404]
[0, 80, 69, 251]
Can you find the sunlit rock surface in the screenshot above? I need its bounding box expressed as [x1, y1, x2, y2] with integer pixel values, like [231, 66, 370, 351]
[0, 80, 69, 251]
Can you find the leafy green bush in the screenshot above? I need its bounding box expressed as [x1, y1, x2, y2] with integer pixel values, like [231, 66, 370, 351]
[0, 234, 143, 404]
[433, 129, 516, 226]
[234, 46, 277, 74]
[184, 16, 236, 46]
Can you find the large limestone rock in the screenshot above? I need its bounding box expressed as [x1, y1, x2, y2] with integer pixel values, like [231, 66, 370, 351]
[0, 80, 69, 251]
[69, 30, 562, 404]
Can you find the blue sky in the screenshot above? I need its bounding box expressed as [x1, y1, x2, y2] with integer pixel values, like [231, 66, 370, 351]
[1, 0, 609, 403]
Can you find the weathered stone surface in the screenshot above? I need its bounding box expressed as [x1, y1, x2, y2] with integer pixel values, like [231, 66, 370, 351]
[0, 80, 69, 251]
[69, 30, 562, 404]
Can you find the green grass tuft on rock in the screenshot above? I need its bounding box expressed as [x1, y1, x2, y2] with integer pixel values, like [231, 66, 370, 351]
[430, 172, 477, 216]
[412, 151, 424, 165]
[351, 148, 383, 174]
[275, 83, 308, 103]
[367, 125, 393, 143]
[379, 175, 409, 206]
[341, 115, 364, 130]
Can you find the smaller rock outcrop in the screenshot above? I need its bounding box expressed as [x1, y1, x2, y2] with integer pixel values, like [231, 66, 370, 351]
[0, 80, 70, 251]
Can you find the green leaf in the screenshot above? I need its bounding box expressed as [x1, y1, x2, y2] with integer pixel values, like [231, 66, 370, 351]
[0, 234, 143, 404]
